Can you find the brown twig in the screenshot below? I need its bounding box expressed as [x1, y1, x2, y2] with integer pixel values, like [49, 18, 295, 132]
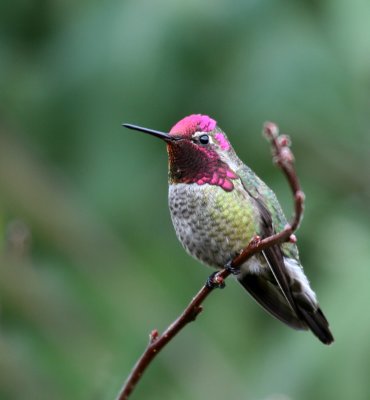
[117, 121, 304, 400]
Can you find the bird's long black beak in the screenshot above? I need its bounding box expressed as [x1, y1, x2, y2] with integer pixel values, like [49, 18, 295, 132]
[122, 123, 177, 142]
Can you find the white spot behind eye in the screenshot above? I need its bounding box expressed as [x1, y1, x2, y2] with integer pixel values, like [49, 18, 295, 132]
[192, 131, 214, 144]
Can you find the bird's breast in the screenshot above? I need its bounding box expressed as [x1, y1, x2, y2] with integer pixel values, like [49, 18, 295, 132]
[168, 182, 259, 268]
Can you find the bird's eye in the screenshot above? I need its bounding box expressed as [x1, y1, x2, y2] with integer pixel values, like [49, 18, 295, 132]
[199, 134, 209, 144]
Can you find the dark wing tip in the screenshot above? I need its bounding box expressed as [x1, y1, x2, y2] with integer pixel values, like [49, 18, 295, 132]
[298, 307, 334, 345]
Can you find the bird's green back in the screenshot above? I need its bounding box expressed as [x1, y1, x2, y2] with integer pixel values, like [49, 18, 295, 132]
[237, 165, 299, 261]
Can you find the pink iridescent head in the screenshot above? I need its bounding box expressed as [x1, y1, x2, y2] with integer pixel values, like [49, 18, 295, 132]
[168, 114, 232, 151]
[169, 114, 217, 137]
[123, 114, 237, 192]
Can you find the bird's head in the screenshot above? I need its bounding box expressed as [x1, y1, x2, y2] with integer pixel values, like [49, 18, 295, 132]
[124, 114, 238, 191]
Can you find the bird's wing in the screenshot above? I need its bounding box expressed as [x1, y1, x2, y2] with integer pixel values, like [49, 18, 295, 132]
[237, 165, 302, 321]
[237, 165, 299, 260]
[248, 193, 300, 316]
[237, 166, 334, 344]
[237, 166, 298, 304]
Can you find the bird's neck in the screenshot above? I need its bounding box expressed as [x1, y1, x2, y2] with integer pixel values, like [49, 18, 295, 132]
[167, 142, 238, 192]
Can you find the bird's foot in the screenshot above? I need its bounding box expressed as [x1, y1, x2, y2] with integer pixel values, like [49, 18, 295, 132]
[224, 260, 241, 275]
[206, 272, 226, 289]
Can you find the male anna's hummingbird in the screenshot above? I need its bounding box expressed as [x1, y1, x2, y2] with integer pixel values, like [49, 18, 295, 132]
[124, 114, 334, 345]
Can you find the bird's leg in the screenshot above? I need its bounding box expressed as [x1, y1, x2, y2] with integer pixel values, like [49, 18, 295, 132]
[206, 271, 226, 289]
[224, 260, 241, 275]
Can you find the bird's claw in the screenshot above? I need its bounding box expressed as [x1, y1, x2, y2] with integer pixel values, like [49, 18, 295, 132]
[224, 260, 241, 275]
[206, 272, 226, 289]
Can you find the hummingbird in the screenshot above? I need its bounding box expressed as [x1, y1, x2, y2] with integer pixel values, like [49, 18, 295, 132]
[124, 114, 334, 345]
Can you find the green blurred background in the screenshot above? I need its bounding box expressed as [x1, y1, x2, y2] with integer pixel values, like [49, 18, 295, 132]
[1, 0, 370, 399]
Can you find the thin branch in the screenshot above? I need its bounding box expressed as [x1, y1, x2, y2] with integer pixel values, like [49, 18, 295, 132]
[117, 121, 304, 400]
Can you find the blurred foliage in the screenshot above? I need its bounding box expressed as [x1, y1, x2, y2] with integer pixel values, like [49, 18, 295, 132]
[0, 0, 370, 399]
